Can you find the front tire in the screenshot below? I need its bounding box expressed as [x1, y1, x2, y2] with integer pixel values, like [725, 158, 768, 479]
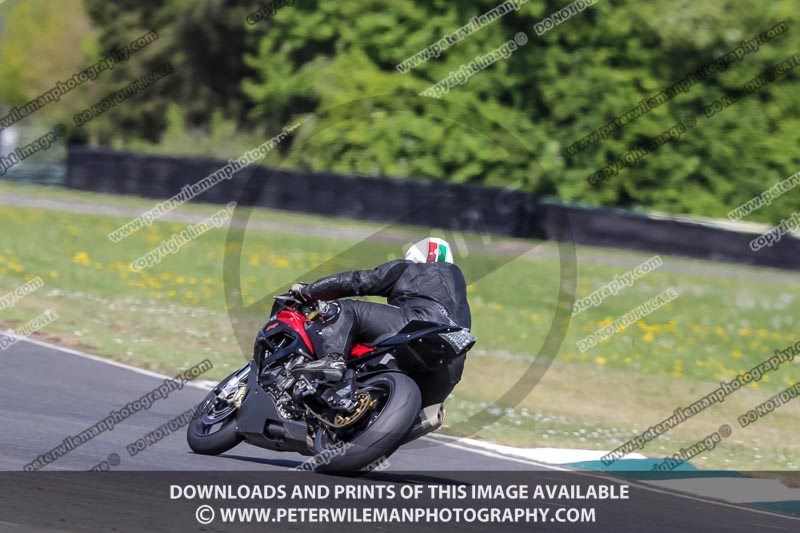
[312, 372, 421, 473]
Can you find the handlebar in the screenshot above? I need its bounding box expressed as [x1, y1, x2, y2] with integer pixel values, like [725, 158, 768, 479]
[273, 293, 320, 320]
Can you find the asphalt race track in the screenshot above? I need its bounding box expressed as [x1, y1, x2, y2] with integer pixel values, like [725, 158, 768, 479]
[0, 337, 798, 532]
[0, 337, 539, 472]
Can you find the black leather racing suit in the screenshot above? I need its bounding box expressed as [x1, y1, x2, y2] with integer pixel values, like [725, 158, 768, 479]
[304, 260, 471, 406]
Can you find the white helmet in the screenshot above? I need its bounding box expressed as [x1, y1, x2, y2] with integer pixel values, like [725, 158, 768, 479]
[404, 238, 454, 264]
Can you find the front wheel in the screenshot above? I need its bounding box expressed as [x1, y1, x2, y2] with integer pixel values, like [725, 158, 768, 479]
[312, 372, 421, 473]
[187, 365, 248, 455]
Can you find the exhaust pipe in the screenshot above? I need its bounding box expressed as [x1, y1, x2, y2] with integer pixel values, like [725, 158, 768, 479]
[401, 403, 445, 445]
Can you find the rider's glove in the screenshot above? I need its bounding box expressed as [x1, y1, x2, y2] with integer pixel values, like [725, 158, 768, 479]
[290, 283, 313, 303]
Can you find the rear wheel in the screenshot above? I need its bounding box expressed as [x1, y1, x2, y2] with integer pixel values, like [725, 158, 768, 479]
[311, 372, 421, 473]
[187, 367, 247, 455]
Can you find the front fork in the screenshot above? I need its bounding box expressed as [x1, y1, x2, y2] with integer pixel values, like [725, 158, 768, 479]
[215, 362, 251, 408]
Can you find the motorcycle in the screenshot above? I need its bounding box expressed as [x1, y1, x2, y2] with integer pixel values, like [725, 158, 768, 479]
[187, 294, 475, 472]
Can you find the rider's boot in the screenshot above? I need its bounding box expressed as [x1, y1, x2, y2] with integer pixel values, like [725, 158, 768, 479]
[292, 353, 346, 381]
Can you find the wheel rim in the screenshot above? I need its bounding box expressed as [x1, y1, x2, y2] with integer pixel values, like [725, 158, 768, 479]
[191, 393, 237, 437]
[318, 378, 393, 449]
[194, 367, 248, 436]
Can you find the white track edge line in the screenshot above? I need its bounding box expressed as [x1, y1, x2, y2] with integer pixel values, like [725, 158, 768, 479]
[423, 440, 800, 522]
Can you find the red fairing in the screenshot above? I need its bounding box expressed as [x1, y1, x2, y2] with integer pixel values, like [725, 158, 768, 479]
[276, 309, 375, 357]
[350, 344, 375, 358]
[276, 309, 314, 353]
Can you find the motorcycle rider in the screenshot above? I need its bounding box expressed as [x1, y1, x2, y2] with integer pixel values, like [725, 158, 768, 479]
[290, 237, 471, 407]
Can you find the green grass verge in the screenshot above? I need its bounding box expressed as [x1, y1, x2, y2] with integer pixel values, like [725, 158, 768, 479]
[1, 181, 798, 470]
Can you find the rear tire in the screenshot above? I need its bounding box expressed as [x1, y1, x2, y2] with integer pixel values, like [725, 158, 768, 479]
[312, 372, 421, 473]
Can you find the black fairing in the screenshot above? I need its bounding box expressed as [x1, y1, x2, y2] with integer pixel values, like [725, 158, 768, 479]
[235, 362, 311, 455]
[361, 320, 471, 373]
[231, 318, 314, 455]
[253, 320, 312, 369]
